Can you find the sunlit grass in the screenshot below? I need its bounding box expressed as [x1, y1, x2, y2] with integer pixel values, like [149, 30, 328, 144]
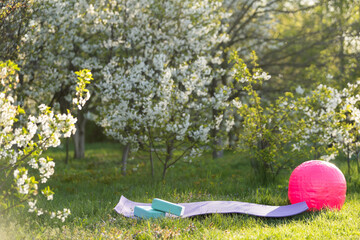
[1, 142, 360, 239]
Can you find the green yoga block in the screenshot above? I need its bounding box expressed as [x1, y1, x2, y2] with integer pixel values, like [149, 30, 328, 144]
[152, 198, 185, 216]
[134, 206, 165, 219]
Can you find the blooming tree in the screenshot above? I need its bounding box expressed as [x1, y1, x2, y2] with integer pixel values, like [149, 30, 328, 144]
[18, 0, 103, 159]
[97, 0, 240, 178]
[0, 61, 91, 221]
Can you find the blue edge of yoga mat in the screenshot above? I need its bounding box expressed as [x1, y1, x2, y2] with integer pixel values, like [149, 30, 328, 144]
[114, 196, 309, 218]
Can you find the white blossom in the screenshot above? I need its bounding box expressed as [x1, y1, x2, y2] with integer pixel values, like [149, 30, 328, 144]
[28, 200, 37, 213]
[295, 86, 304, 95]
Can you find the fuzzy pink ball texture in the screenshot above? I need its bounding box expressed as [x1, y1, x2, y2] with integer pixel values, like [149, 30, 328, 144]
[288, 160, 347, 211]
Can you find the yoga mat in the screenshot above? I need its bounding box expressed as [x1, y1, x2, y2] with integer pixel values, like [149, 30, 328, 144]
[114, 196, 309, 218]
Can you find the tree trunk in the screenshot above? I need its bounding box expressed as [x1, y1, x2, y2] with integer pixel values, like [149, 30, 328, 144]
[212, 138, 224, 159]
[347, 144, 351, 176]
[162, 161, 168, 181]
[228, 130, 237, 149]
[73, 110, 87, 159]
[65, 138, 69, 164]
[149, 143, 154, 177]
[211, 112, 224, 159]
[357, 151, 360, 174]
[162, 140, 174, 180]
[122, 143, 130, 176]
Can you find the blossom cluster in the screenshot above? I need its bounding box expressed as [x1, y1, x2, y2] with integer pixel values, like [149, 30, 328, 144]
[73, 69, 93, 110]
[0, 61, 90, 221]
[49, 208, 71, 222]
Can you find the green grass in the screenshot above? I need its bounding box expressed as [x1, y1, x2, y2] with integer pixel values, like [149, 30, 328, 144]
[1, 142, 360, 239]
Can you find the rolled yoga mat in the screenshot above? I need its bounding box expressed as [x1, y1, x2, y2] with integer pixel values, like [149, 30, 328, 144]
[114, 196, 309, 218]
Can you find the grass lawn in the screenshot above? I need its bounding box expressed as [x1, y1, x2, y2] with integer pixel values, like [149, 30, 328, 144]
[1, 142, 360, 239]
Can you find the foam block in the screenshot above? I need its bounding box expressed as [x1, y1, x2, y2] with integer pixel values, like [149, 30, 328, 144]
[134, 205, 165, 219]
[152, 198, 185, 216]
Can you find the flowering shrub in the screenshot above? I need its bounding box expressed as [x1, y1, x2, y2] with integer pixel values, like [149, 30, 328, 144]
[294, 82, 360, 174]
[0, 61, 91, 221]
[231, 51, 360, 181]
[292, 85, 342, 161]
[231, 52, 308, 182]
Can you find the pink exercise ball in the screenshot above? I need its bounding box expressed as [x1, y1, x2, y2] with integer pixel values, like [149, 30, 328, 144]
[288, 160, 346, 211]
